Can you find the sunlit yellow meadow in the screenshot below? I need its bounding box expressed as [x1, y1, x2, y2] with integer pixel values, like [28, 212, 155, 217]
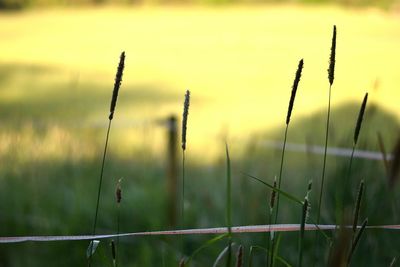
[0, 5, 399, 157]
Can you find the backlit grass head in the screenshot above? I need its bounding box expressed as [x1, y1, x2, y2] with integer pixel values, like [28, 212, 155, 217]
[328, 25, 337, 86]
[354, 93, 368, 145]
[109, 51, 125, 121]
[286, 59, 304, 125]
[116, 178, 122, 204]
[181, 90, 191, 151]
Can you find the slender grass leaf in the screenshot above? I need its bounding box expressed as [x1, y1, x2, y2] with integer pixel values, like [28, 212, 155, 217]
[86, 240, 100, 259]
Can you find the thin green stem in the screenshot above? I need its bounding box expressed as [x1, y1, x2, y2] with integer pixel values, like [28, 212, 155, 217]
[317, 84, 332, 224]
[226, 143, 232, 267]
[343, 144, 356, 211]
[116, 204, 120, 267]
[266, 209, 273, 267]
[181, 149, 186, 257]
[274, 125, 289, 223]
[88, 119, 112, 267]
[182, 150, 186, 229]
[271, 125, 288, 267]
[314, 84, 332, 265]
[298, 199, 308, 267]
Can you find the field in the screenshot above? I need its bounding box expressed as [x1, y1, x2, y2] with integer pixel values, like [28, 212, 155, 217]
[0, 5, 400, 266]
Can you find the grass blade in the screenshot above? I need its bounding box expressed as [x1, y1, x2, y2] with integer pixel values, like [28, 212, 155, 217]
[352, 180, 364, 234]
[86, 240, 100, 259]
[186, 233, 228, 266]
[235, 245, 243, 267]
[243, 173, 302, 204]
[389, 257, 397, 267]
[347, 218, 368, 265]
[213, 243, 236, 267]
[226, 143, 232, 267]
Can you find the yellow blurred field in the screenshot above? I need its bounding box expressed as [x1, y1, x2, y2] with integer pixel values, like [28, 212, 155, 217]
[0, 5, 399, 156]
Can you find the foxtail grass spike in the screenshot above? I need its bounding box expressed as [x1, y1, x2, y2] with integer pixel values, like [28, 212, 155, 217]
[347, 218, 368, 264]
[181, 90, 190, 151]
[269, 176, 277, 211]
[352, 180, 364, 233]
[109, 51, 125, 120]
[354, 93, 368, 145]
[116, 178, 122, 204]
[286, 59, 304, 125]
[328, 25, 337, 86]
[235, 245, 243, 267]
[111, 240, 116, 263]
[298, 196, 309, 267]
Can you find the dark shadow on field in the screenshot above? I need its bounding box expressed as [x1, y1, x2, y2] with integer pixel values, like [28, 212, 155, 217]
[0, 63, 181, 127]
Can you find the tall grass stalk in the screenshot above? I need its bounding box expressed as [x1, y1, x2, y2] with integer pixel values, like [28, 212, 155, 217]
[181, 90, 190, 229]
[274, 58, 304, 222]
[271, 58, 303, 267]
[267, 177, 277, 267]
[317, 25, 337, 225]
[225, 143, 232, 267]
[342, 93, 368, 211]
[315, 26, 336, 266]
[88, 51, 125, 267]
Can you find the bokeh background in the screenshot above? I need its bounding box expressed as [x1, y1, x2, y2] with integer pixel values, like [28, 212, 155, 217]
[0, 0, 399, 266]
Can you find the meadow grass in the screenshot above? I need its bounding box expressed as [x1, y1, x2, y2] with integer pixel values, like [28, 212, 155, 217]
[0, 6, 399, 267]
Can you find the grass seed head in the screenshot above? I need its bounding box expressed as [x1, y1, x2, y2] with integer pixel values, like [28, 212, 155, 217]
[181, 90, 191, 151]
[109, 51, 125, 120]
[116, 178, 122, 204]
[269, 176, 277, 211]
[286, 59, 304, 125]
[110, 239, 116, 261]
[328, 25, 337, 86]
[354, 92, 368, 145]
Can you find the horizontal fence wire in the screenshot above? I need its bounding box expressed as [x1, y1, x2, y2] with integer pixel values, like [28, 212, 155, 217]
[260, 140, 392, 161]
[1, 224, 400, 243]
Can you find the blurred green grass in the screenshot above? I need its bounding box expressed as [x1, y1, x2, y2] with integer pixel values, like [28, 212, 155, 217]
[0, 64, 398, 265]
